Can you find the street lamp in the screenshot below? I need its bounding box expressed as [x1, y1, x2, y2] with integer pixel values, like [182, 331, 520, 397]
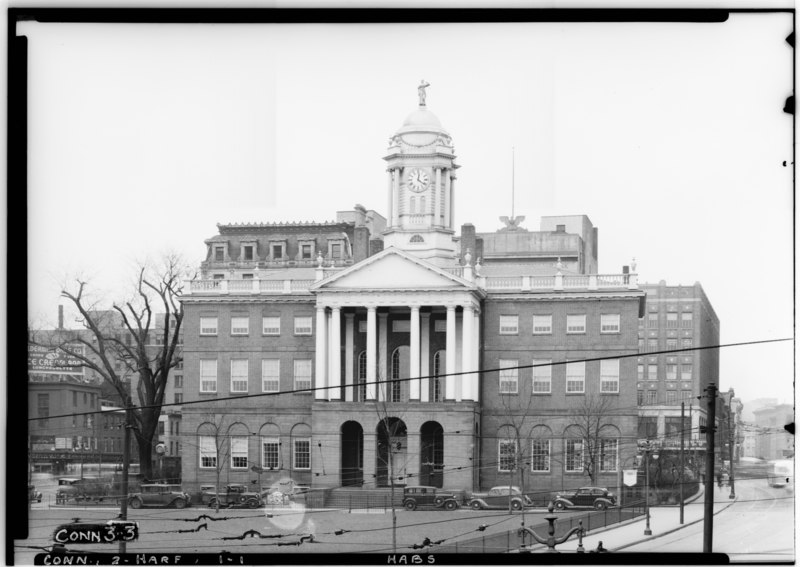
[639, 440, 660, 536]
[518, 503, 585, 553]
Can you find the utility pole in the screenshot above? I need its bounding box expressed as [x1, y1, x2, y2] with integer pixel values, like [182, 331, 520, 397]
[728, 394, 736, 499]
[680, 401, 685, 524]
[703, 382, 717, 553]
[119, 396, 132, 555]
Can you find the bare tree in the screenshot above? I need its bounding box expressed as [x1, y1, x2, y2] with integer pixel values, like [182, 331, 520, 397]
[31, 255, 189, 479]
[198, 415, 231, 514]
[568, 395, 620, 484]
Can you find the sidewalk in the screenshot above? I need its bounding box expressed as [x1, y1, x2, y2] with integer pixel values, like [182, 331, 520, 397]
[523, 484, 737, 553]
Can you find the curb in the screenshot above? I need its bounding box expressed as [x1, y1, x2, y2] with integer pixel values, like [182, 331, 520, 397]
[611, 489, 739, 552]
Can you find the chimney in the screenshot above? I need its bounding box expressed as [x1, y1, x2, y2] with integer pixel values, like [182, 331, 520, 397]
[369, 238, 384, 257]
[58, 305, 64, 330]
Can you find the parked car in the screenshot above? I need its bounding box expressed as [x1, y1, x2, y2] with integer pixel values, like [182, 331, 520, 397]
[552, 487, 616, 511]
[402, 486, 462, 511]
[55, 476, 112, 503]
[29, 485, 42, 503]
[128, 484, 191, 509]
[467, 486, 533, 510]
[204, 484, 262, 509]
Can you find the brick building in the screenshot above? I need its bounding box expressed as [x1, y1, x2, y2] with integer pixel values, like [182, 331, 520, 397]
[180, 90, 644, 496]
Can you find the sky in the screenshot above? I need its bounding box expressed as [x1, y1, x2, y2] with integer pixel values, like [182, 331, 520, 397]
[20, 14, 794, 406]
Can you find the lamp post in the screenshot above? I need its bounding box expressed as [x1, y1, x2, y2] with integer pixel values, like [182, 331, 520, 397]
[518, 503, 585, 553]
[639, 440, 659, 536]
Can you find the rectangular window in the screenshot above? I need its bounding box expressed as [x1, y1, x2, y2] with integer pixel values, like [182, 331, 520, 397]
[647, 339, 658, 352]
[600, 439, 618, 472]
[230, 359, 249, 393]
[566, 315, 586, 334]
[600, 359, 620, 393]
[646, 390, 658, 405]
[499, 315, 519, 335]
[37, 394, 49, 425]
[531, 439, 550, 472]
[243, 245, 254, 261]
[330, 243, 343, 259]
[532, 315, 552, 334]
[647, 313, 658, 328]
[666, 313, 678, 328]
[293, 439, 311, 470]
[262, 359, 280, 393]
[680, 312, 693, 328]
[666, 364, 677, 380]
[174, 393, 183, 404]
[637, 364, 644, 380]
[294, 316, 312, 335]
[174, 375, 183, 389]
[231, 316, 249, 336]
[200, 359, 217, 393]
[231, 437, 248, 469]
[294, 359, 312, 391]
[214, 246, 224, 262]
[301, 244, 313, 259]
[681, 364, 693, 380]
[647, 365, 658, 381]
[565, 439, 584, 472]
[637, 390, 645, 405]
[681, 390, 693, 403]
[199, 436, 217, 468]
[498, 360, 518, 394]
[600, 314, 620, 333]
[532, 360, 552, 393]
[262, 438, 280, 469]
[271, 244, 284, 259]
[262, 316, 281, 335]
[73, 391, 78, 406]
[666, 390, 678, 405]
[666, 338, 678, 351]
[566, 361, 585, 393]
[498, 440, 517, 472]
[681, 338, 693, 349]
[200, 317, 218, 336]
[158, 421, 165, 435]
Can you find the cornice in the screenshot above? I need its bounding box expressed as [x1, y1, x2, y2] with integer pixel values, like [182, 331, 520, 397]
[180, 296, 315, 305]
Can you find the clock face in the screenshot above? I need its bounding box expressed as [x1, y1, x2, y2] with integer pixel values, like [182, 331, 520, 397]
[407, 168, 430, 193]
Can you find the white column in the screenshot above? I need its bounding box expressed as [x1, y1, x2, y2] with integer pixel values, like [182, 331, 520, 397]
[392, 168, 401, 227]
[366, 307, 377, 400]
[472, 309, 480, 402]
[329, 307, 342, 400]
[450, 175, 456, 228]
[386, 170, 394, 229]
[443, 171, 451, 229]
[445, 306, 457, 401]
[420, 313, 431, 403]
[315, 307, 328, 400]
[410, 306, 421, 400]
[433, 168, 441, 227]
[344, 313, 355, 402]
[378, 313, 389, 401]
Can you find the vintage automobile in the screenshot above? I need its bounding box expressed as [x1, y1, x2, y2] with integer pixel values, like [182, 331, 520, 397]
[552, 487, 617, 511]
[467, 486, 533, 511]
[204, 483, 262, 509]
[29, 484, 43, 503]
[128, 484, 191, 509]
[55, 476, 112, 503]
[402, 486, 462, 511]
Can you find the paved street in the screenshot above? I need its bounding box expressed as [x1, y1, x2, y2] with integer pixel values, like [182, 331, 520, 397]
[622, 478, 794, 561]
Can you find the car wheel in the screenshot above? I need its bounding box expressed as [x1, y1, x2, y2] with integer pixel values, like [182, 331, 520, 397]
[174, 498, 187, 509]
[404, 500, 417, 511]
[129, 498, 142, 509]
[433, 496, 445, 507]
[246, 499, 260, 509]
[511, 500, 523, 511]
[594, 501, 607, 511]
[444, 500, 458, 511]
[470, 501, 483, 510]
[554, 501, 566, 510]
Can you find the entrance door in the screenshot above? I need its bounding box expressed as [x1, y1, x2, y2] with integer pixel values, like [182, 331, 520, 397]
[341, 421, 363, 487]
[420, 421, 444, 488]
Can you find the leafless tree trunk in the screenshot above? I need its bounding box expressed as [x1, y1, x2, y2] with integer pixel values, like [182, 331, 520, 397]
[200, 415, 230, 514]
[569, 395, 619, 484]
[30, 254, 190, 479]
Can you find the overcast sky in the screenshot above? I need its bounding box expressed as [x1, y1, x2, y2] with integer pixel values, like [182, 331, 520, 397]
[21, 14, 794, 405]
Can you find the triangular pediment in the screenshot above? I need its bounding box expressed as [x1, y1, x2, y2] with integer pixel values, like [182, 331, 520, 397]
[312, 247, 471, 291]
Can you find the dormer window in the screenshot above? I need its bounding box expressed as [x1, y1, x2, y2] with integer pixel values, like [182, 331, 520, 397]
[268, 240, 287, 261]
[271, 244, 283, 259]
[243, 245, 254, 261]
[214, 246, 225, 262]
[330, 243, 342, 259]
[301, 244, 313, 259]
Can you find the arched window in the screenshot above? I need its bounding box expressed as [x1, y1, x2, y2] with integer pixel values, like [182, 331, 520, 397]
[410, 197, 417, 214]
[409, 234, 425, 243]
[420, 196, 426, 213]
[357, 351, 367, 402]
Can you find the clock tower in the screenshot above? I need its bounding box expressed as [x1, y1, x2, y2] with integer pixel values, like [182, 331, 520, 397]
[382, 81, 459, 267]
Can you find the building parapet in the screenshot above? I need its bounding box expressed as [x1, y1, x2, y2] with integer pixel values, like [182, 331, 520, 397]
[479, 273, 638, 292]
[187, 279, 316, 296]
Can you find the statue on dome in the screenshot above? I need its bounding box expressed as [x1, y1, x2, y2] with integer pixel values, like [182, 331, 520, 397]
[418, 80, 430, 106]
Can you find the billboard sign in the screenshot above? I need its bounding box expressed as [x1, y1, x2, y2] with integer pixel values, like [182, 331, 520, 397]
[28, 344, 84, 375]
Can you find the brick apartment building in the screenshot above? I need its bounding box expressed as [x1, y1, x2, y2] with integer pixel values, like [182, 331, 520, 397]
[180, 91, 645, 495]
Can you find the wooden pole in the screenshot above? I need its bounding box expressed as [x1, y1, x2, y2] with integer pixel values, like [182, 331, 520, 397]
[119, 397, 132, 555]
[680, 402, 685, 524]
[703, 383, 717, 553]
